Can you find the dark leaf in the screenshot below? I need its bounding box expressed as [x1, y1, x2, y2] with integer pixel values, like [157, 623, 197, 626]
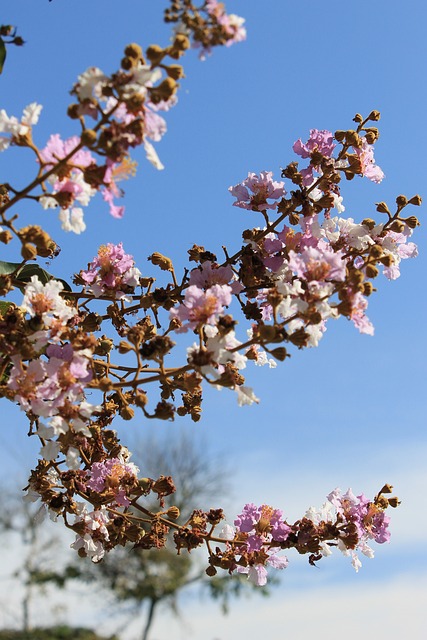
[0, 37, 6, 74]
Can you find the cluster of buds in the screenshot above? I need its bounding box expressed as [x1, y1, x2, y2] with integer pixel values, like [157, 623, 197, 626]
[164, 0, 246, 59]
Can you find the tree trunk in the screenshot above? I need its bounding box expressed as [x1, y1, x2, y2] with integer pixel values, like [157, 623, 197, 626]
[142, 598, 158, 640]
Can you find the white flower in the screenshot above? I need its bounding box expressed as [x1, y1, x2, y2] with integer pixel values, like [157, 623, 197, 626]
[144, 139, 164, 170]
[40, 440, 61, 461]
[22, 102, 42, 126]
[75, 67, 108, 101]
[66, 447, 81, 470]
[236, 386, 259, 406]
[59, 207, 86, 234]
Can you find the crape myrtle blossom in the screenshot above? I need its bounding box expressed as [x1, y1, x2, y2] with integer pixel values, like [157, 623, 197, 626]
[170, 284, 232, 332]
[70, 507, 110, 563]
[39, 134, 128, 227]
[229, 171, 285, 212]
[226, 504, 291, 585]
[354, 138, 384, 183]
[86, 457, 140, 506]
[8, 344, 93, 420]
[379, 229, 418, 280]
[79, 242, 141, 298]
[293, 129, 336, 186]
[0, 102, 42, 151]
[189, 0, 246, 59]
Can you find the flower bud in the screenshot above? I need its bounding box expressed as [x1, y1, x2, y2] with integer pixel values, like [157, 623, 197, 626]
[395, 195, 408, 208]
[81, 129, 98, 146]
[404, 215, 419, 229]
[146, 44, 165, 63]
[362, 218, 376, 229]
[206, 565, 217, 577]
[376, 202, 390, 214]
[67, 104, 80, 119]
[98, 377, 114, 391]
[387, 497, 401, 508]
[124, 43, 143, 60]
[269, 347, 289, 361]
[167, 506, 180, 520]
[408, 195, 422, 206]
[334, 130, 346, 142]
[21, 243, 37, 261]
[379, 483, 393, 494]
[165, 64, 185, 80]
[380, 255, 394, 267]
[389, 220, 405, 233]
[135, 390, 148, 408]
[118, 340, 133, 354]
[370, 244, 383, 259]
[121, 56, 133, 70]
[363, 281, 374, 296]
[120, 405, 135, 421]
[0, 229, 12, 244]
[365, 264, 379, 278]
[345, 130, 361, 146]
[367, 110, 381, 121]
[148, 252, 174, 271]
[353, 113, 363, 123]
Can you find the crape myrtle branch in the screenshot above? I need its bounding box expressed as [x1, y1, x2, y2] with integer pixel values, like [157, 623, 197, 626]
[0, 0, 245, 252]
[0, 2, 421, 586]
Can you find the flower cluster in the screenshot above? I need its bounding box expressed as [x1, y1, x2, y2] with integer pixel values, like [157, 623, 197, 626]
[79, 242, 141, 298]
[164, 0, 246, 60]
[0, 1, 419, 588]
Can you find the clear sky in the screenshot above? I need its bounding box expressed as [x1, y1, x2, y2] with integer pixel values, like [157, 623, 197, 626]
[0, 1, 426, 638]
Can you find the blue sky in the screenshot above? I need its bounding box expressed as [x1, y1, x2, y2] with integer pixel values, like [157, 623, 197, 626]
[0, 1, 426, 638]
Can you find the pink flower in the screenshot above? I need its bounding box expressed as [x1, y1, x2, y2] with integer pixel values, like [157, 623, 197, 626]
[288, 243, 346, 283]
[40, 134, 94, 169]
[80, 243, 141, 298]
[354, 139, 384, 183]
[293, 129, 335, 160]
[87, 457, 139, 506]
[349, 291, 374, 335]
[170, 284, 232, 331]
[229, 171, 285, 212]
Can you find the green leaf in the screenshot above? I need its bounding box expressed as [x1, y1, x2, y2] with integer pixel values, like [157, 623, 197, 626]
[0, 260, 21, 276]
[0, 260, 72, 292]
[0, 37, 6, 74]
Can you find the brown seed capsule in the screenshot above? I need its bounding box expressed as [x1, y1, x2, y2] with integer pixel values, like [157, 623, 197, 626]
[408, 194, 422, 206]
[21, 243, 37, 261]
[389, 220, 405, 233]
[121, 56, 133, 71]
[124, 43, 143, 60]
[148, 252, 174, 271]
[363, 281, 374, 296]
[98, 377, 114, 391]
[81, 129, 97, 146]
[368, 110, 381, 121]
[404, 216, 420, 229]
[380, 255, 394, 267]
[396, 195, 408, 208]
[167, 506, 180, 520]
[365, 264, 379, 278]
[362, 218, 376, 229]
[120, 405, 135, 421]
[370, 244, 383, 259]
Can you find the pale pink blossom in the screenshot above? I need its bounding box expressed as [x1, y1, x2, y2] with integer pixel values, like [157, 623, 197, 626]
[229, 171, 285, 212]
